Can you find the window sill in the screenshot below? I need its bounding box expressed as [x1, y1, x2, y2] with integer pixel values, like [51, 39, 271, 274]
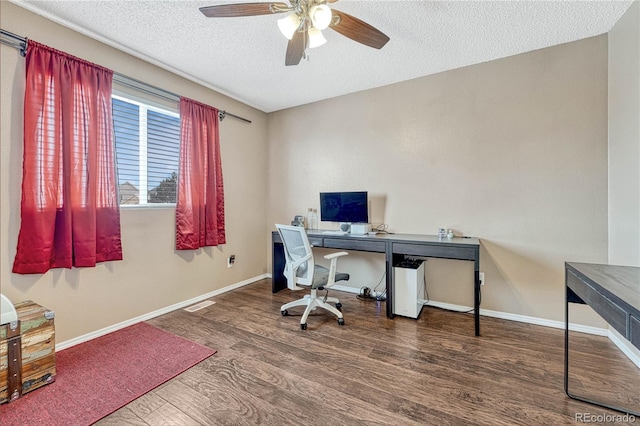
[119, 203, 176, 210]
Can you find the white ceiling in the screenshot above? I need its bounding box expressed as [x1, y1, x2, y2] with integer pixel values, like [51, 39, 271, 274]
[11, 0, 633, 113]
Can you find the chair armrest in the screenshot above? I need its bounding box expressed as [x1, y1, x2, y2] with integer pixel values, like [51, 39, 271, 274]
[285, 253, 313, 291]
[324, 251, 348, 287]
[324, 251, 348, 260]
[292, 253, 313, 269]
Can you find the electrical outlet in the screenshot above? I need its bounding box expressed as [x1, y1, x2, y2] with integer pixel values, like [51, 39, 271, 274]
[227, 255, 236, 268]
[479, 272, 485, 286]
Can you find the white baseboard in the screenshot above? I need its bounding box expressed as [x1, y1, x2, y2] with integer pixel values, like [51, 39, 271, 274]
[76, 275, 637, 369]
[425, 300, 639, 367]
[330, 284, 365, 294]
[332, 284, 602, 333]
[420, 299, 609, 335]
[332, 285, 606, 334]
[331, 286, 638, 366]
[608, 327, 640, 369]
[55, 274, 269, 351]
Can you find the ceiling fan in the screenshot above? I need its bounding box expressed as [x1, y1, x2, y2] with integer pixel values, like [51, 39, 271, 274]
[199, 1, 390, 66]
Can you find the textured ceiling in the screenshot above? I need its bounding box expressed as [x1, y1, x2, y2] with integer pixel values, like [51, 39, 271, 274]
[10, 0, 633, 113]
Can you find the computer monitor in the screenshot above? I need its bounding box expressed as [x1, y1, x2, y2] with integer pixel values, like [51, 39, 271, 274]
[320, 191, 369, 223]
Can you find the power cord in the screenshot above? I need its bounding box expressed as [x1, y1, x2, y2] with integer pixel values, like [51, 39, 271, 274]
[372, 224, 392, 234]
[358, 286, 372, 299]
[373, 272, 387, 301]
[422, 283, 479, 315]
[372, 271, 385, 293]
[357, 271, 387, 301]
[419, 264, 477, 314]
[423, 274, 430, 304]
[358, 286, 380, 301]
[426, 304, 475, 315]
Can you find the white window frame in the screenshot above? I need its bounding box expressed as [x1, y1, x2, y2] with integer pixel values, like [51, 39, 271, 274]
[112, 93, 180, 208]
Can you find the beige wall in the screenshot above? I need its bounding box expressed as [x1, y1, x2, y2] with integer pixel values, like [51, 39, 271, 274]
[1, 2, 269, 343]
[2, 2, 622, 341]
[268, 35, 610, 326]
[609, 0, 640, 267]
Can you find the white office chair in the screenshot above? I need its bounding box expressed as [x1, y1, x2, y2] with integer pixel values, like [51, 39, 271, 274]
[276, 224, 349, 330]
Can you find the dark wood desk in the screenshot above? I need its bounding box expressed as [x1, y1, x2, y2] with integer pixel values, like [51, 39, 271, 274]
[565, 262, 640, 415]
[272, 230, 482, 335]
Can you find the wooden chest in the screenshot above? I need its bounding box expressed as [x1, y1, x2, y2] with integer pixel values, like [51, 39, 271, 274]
[0, 300, 56, 403]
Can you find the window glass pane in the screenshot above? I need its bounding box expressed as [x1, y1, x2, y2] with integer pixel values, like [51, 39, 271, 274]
[113, 98, 140, 205]
[147, 110, 180, 204]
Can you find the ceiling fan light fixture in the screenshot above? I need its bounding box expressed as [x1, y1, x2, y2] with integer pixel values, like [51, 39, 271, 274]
[309, 4, 332, 30]
[199, 1, 390, 65]
[277, 13, 301, 40]
[307, 27, 327, 48]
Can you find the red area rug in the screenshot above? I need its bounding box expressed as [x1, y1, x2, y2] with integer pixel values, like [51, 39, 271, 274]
[0, 322, 216, 425]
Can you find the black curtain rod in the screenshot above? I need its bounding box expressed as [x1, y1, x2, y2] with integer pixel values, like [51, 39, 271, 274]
[0, 28, 251, 124]
[1, 29, 27, 56]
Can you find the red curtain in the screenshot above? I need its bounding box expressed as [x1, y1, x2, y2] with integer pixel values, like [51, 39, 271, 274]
[176, 97, 226, 250]
[13, 41, 122, 274]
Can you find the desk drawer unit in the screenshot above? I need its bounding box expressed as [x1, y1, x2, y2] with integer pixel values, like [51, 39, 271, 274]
[631, 315, 640, 350]
[323, 238, 386, 253]
[0, 300, 56, 404]
[566, 270, 628, 338]
[308, 237, 324, 247]
[393, 242, 477, 261]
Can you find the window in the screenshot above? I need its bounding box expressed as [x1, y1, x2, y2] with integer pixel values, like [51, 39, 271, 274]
[112, 94, 180, 205]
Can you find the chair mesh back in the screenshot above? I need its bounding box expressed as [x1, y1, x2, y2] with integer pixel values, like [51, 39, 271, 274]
[279, 227, 310, 279]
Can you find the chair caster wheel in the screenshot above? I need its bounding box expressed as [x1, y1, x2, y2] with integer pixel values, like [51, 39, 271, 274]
[281, 310, 288, 316]
[338, 318, 345, 326]
[335, 303, 342, 310]
[301, 323, 307, 330]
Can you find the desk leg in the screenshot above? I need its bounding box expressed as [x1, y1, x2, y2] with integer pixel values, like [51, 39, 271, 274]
[564, 286, 571, 397]
[564, 285, 640, 416]
[385, 246, 394, 319]
[272, 241, 287, 293]
[474, 270, 480, 336]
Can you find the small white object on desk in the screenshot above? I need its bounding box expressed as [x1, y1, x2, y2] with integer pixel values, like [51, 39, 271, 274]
[322, 230, 348, 235]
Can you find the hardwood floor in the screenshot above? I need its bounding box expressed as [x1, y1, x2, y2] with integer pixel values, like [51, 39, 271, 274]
[96, 279, 639, 425]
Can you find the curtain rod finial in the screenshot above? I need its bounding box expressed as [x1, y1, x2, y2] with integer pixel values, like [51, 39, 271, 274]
[219, 110, 226, 121]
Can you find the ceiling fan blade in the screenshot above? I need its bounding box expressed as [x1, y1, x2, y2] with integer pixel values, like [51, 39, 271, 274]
[200, 2, 288, 18]
[285, 31, 306, 66]
[329, 9, 389, 49]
